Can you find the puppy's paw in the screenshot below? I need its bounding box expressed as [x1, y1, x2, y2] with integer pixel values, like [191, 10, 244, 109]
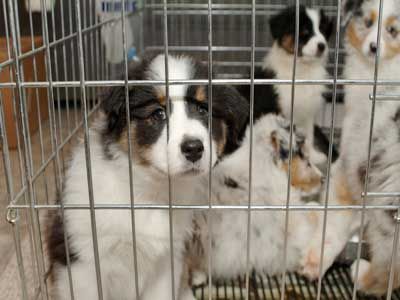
[299, 248, 322, 280]
[191, 270, 207, 286]
[351, 259, 372, 291]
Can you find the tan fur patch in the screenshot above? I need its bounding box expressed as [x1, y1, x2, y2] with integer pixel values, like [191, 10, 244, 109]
[369, 10, 377, 24]
[347, 21, 364, 52]
[216, 123, 227, 156]
[385, 17, 400, 58]
[334, 173, 354, 205]
[386, 39, 400, 58]
[281, 35, 295, 54]
[282, 157, 321, 193]
[195, 86, 207, 102]
[156, 91, 166, 106]
[270, 131, 279, 153]
[385, 16, 397, 28]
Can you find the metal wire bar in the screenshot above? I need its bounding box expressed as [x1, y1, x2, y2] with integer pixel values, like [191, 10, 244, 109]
[26, 102, 102, 189]
[245, 0, 256, 299]
[352, 0, 385, 298]
[0, 12, 137, 70]
[2, 1, 42, 293]
[74, 0, 104, 298]
[280, 1, 300, 298]
[41, 1, 76, 296]
[369, 94, 400, 101]
[121, 0, 140, 297]
[59, 0, 71, 135]
[386, 208, 400, 299]
[207, 1, 214, 299]
[316, 1, 343, 299]
[0, 92, 29, 300]
[162, 1, 176, 300]
[67, 0, 79, 127]
[27, 0, 50, 206]
[9, 203, 400, 211]
[5, 78, 400, 89]
[145, 45, 346, 55]
[9, 0, 51, 298]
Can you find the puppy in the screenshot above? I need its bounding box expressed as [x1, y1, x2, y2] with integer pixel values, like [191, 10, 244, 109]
[349, 109, 400, 295]
[47, 54, 249, 300]
[301, 0, 400, 289]
[238, 5, 334, 165]
[182, 114, 323, 295]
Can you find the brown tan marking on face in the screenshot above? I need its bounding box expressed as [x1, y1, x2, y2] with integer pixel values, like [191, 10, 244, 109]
[282, 156, 322, 193]
[270, 131, 279, 153]
[347, 21, 364, 52]
[216, 122, 227, 156]
[118, 126, 151, 166]
[369, 10, 377, 24]
[156, 90, 166, 106]
[195, 86, 207, 103]
[385, 17, 400, 59]
[281, 35, 295, 54]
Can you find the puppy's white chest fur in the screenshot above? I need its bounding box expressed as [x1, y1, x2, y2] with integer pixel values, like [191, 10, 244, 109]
[265, 45, 326, 129]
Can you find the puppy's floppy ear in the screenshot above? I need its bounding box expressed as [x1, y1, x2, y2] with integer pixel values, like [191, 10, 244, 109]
[212, 86, 250, 154]
[269, 9, 290, 41]
[319, 9, 334, 40]
[101, 86, 127, 136]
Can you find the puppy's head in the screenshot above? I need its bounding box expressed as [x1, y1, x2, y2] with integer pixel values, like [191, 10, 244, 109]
[344, 0, 400, 60]
[270, 5, 333, 61]
[253, 115, 323, 195]
[101, 54, 249, 178]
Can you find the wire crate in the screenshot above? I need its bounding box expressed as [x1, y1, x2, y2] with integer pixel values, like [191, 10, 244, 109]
[0, 0, 399, 299]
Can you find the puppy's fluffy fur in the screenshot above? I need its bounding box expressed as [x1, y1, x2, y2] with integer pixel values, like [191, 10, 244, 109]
[238, 5, 334, 165]
[47, 54, 249, 300]
[301, 0, 400, 293]
[183, 115, 323, 292]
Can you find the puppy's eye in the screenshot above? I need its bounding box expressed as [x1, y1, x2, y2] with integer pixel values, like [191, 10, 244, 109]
[364, 18, 374, 28]
[197, 105, 208, 116]
[387, 25, 398, 38]
[151, 108, 166, 121]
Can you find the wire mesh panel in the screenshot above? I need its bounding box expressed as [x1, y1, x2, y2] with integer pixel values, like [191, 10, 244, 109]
[0, 0, 400, 300]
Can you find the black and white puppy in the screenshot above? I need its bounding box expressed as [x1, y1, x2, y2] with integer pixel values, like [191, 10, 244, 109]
[239, 5, 335, 165]
[47, 54, 249, 300]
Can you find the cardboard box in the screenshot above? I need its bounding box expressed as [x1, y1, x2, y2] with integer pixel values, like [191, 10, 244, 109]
[0, 36, 49, 149]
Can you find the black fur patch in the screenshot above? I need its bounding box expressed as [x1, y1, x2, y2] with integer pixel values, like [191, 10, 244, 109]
[237, 66, 280, 119]
[319, 9, 334, 40]
[224, 177, 240, 189]
[47, 193, 78, 267]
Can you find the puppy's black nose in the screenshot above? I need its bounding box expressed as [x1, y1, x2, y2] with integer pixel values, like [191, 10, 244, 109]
[317, 43, 326, 53]
[370, 42, 377, 54]
[181, 138, 204, 163]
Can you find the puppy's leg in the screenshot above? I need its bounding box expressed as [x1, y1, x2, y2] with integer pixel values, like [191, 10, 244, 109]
[300, 165, 357, 279]
[351, 258, 400, 296]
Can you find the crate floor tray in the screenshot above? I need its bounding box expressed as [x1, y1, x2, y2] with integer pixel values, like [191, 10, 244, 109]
[193, 265, 400, 300]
